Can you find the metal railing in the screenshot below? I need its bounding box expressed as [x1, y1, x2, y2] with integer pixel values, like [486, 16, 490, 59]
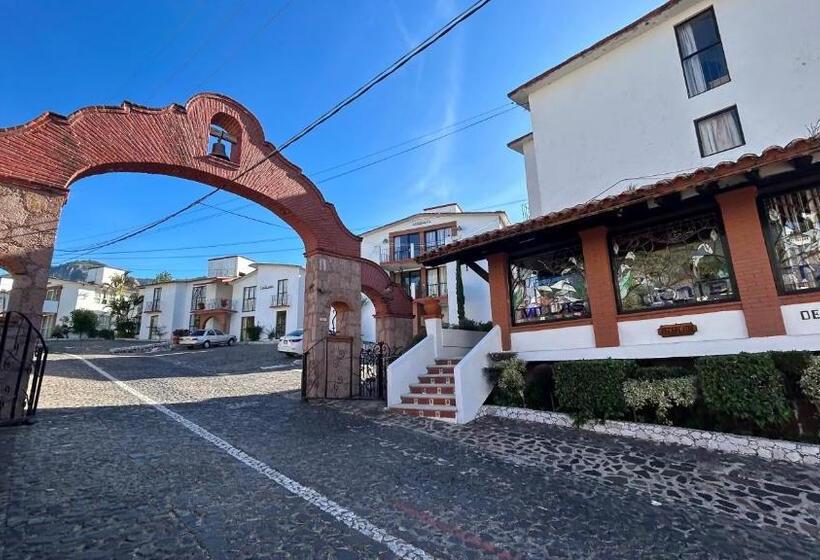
[270, 293, 290, 307]
[425, 282, 448, 297]
[0, 311, 48, 426]
[242, 298, 256, 312]
[191, 298, 237, 312]
[379, 240, 454, 264]
[144, 300, 161, 313]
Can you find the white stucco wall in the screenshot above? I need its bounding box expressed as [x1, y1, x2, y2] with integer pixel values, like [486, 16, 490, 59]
[521, 0, 820, 215]
[228, 264, 305, 339]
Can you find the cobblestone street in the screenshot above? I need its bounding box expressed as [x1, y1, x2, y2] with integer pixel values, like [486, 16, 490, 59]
[1, 341, 819, 559]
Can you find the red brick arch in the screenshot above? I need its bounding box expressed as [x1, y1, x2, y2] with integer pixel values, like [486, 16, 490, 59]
[0, 92, 411, 318]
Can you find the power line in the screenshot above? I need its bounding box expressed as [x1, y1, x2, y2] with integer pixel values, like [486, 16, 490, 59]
[309, 101, 515, 178]
[59, 0, 494, 255]
[316, 105, 518, 184]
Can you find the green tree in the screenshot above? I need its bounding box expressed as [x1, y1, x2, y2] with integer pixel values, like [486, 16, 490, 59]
[69, 309, 98, 338]
[106, 293, 143, 338]
[152, 271, 173, 283]
[106, 272, 138, 299]
[455, 263, 466, 324]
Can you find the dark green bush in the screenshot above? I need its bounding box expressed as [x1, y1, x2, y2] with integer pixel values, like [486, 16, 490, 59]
[484, 352, 525, 407]
[770, 351, 813, 399]
[244, 325, 264, 342]
[524, 364, 553, 410]
[696, 353, 791, 430]
[554, 359, 635, 425]
[97, 329, 115, 340]
[631, 366, 691, 380]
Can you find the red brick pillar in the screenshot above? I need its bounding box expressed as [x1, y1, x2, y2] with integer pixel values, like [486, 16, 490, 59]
[487, 254, 512, 350]
[579, 226, 620, 347]
[716, 186, 785, 337]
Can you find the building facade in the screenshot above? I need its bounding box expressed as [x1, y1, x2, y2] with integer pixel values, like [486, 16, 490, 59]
[359, 203, 509, 341]
[138, 256, 305, 341]
[509, 0, 820, 216]
[421, 0, 820, 362]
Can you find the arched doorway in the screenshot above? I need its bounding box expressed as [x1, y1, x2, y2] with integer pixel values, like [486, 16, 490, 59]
[0, 93, 412, 406]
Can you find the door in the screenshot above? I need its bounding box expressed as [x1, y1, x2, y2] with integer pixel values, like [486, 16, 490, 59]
[240, 316, 255, 341]
[148, 315, 159, 340]
[275, 311, 287, 338]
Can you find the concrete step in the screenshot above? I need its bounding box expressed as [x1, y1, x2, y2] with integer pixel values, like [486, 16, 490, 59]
[389, 403, 457, 421]
[410, 383, 454, 395]
[435, 358, 463, 366]
[401, 394, 457, 406]
[418, 373, 454, 384]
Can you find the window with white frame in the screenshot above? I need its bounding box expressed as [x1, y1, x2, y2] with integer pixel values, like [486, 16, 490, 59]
[695, 106, 744, 157]
[675, 8, 730, 97]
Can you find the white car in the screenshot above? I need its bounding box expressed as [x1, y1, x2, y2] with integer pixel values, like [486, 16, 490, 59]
[277, 329, 304, 356]
[178, 329, 236, 349]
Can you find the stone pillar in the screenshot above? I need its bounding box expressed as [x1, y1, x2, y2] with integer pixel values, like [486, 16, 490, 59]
[716, 186, 785, 337]
[0, 183, 65, 421]
[302, 253, 362, 399]
[375, 314, 413, 351]
[487, 253, 512, 351]
[579, 226, 620, 348]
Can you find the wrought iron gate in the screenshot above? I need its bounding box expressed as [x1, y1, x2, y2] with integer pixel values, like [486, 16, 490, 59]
[0, 312, 48, 426]
[357, 342, 390, 400]
[301, 339, 392, 401]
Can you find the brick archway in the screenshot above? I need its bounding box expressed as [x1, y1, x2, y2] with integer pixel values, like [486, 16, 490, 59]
[0, 93, 411, 401]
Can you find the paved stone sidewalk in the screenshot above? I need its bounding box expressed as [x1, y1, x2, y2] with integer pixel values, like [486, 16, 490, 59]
[1, 346, 819, 558]
[323, 399, 820, 539]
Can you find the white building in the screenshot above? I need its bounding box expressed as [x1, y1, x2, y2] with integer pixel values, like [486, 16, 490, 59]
[359, 203, 509, 341]
[0, 275, 12, 313]
[138, 256, 305, 341]
[509, 0, 820, 216]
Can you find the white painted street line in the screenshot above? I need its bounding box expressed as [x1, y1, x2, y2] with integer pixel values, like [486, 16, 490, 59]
[67, 354, 433, 559]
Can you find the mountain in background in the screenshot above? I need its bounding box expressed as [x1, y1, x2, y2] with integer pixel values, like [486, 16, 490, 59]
[49, 260, 151, 285]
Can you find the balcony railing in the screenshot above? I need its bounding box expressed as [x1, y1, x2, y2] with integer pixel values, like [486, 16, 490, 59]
[270, 293, 290, 307]
[425, 282, 448, 298]
[242, 298, 256, 312]
[191, 298, 237, 312]
[379, 240, 454, 264]
[144, 300, 161, 313]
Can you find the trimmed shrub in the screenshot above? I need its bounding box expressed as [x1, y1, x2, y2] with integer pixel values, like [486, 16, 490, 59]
[801, 358, 820, 410]
[770, 350, 813, 399]
[696, 353, 791, 430]
[97, 329, 115, 340]
[69, 309, 98, 338]
[631, 366, 691, 380]
[623, 376, 697, 424]
[524, 364, 553, 411]
[554, 359, 635, 426]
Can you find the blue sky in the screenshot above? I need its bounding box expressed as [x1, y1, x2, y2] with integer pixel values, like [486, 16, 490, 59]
[3, 0, 658, 279]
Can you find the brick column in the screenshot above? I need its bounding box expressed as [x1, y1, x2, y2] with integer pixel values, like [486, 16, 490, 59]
[579, 226, 620, 347]
[716, 186, 785, 337]
[487, 253, 512, 350]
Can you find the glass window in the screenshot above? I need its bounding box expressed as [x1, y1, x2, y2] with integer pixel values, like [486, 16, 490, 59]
[675, 9, 730, 97]
[242, 286, 256, 312]
[510, 243, 589, 325]
[424, 228, 452, 252]
[695, 106, 745, 157]
[398, 270, 422, 299]
[763, 185, 820, 293]
[45, 287, 59, 301]
[612, 213, 736, 312]
[393, 233, 420, 260]
[425, 266, 448, 297]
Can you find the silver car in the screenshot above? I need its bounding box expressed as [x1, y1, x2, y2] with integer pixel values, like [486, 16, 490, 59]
[178, 329, 236, 349]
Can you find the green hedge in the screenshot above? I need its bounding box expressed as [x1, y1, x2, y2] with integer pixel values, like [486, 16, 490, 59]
[801, 358, 820, 410]
[770, 350, 813, 399]
[631, 366, 690, 381]
[696, 353, 791, 430]
[554, 359, 635, 425]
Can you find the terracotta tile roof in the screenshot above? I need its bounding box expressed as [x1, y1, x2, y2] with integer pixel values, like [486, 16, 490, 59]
[421, 136, 820, 264]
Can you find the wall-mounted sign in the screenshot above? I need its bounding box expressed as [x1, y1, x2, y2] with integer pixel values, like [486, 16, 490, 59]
[411, 219, 433, 226]
[657, 322, 698, 337]
[799, 309, 820, 320]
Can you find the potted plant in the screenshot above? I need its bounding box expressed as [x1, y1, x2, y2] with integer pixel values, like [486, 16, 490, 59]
[197, 301, 205, 310]
[220, 298, 229, 308]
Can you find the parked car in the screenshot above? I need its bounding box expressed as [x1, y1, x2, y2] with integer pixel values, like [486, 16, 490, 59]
[178, 329, 236, 349]
[277, 329, 304, 356]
